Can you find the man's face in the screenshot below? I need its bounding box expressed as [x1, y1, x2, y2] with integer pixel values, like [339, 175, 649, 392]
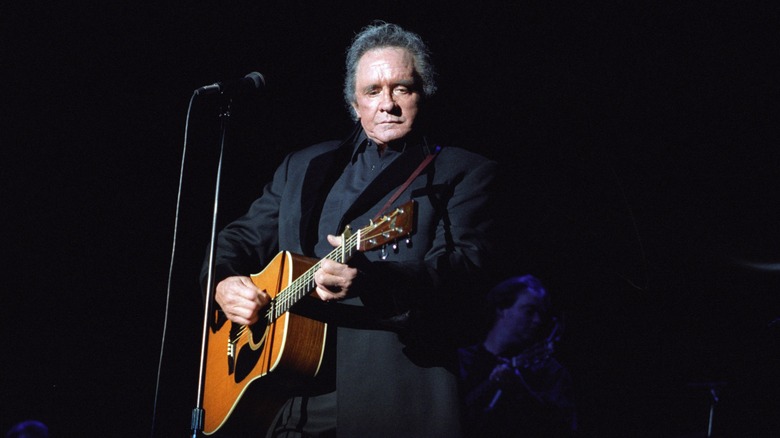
[351, 47, 421, 148]
[500, 293, 546, 346]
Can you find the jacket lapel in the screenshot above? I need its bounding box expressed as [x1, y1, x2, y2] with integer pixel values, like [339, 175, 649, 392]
[299, 124, 361, 255]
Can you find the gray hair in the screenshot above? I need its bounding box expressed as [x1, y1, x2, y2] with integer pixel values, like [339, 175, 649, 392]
[344, 22, 437, 120]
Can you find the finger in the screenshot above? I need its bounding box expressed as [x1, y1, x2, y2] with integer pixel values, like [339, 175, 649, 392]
[226, 282, 268, 310]
[315, 260, 343, 284]
[319, 258, 356, 278]
[235, 277, 264, 298]
[238, 277, 270, 305]
[314, 286, 329, 301]
[327, 234, 343, 248]
[314, 285, 340, 302]
[319, 259, 338, 275]
[216, 277, 266, 324]
[315, 273, 348, 296]
[218, 277, 253, 299]
[314, 274, 344, 294]
[255, 290, 271, 306]
[219, 299, 256, 325]
[229, 305, 258, 324]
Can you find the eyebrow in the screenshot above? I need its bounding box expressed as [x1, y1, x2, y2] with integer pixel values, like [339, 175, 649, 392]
[360, 79, 417, 94]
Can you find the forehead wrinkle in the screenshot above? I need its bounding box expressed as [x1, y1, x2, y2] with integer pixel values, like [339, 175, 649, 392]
[357, 49, 416, 83]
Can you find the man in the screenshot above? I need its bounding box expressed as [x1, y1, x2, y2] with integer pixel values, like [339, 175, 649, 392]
[458, 275, 577, 437]
[205, 22, 497, 437]
[5, 421, 49, 438]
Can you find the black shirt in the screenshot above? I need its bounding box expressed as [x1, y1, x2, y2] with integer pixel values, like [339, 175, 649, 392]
[314, 132, 404, 258]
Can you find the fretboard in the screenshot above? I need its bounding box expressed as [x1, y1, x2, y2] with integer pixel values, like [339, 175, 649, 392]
[265, 231, 360, 321]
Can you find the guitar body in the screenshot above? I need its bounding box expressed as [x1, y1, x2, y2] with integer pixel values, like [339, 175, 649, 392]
[202, 251, 327, 435]
[200, 201, 415, 435]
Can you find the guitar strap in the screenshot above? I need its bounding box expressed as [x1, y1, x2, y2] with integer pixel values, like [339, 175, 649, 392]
[372, 144, 441, 221]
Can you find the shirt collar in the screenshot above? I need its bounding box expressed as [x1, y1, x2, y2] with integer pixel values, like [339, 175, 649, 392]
[350, 130, 412, 163]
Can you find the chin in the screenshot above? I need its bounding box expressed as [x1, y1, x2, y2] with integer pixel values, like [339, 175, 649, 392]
[376, 130, 411, 145]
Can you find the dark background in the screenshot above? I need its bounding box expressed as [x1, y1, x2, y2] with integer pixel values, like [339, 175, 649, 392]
[3, 2, 778, 437]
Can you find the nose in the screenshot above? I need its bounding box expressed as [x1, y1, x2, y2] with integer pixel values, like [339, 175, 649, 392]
[378, 89, 395, 112]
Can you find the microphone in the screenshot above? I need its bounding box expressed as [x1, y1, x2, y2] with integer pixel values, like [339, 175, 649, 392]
[194, 72, 265, 96]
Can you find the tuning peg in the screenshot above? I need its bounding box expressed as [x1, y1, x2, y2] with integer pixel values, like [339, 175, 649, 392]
[380, 245, 388, 260]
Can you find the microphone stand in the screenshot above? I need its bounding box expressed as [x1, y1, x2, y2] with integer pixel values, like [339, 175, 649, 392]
[191, 94, 232, 437]
[706, 386, 720, 438]
[687, 381, 725, 438]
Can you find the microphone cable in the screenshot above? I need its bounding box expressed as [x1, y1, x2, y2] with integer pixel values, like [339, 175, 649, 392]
[149, 90, 197, 438]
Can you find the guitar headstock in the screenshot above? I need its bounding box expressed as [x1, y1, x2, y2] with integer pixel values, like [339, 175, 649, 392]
[357, 200, 415, 252]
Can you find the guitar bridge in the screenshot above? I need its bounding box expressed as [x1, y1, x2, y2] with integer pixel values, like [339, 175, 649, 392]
[227, 339, 236, 375]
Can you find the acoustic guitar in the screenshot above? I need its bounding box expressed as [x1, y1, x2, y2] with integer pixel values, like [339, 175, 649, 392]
[202, 201, 415, 435]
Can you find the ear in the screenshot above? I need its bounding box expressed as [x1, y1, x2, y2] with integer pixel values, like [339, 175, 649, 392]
[351, 101, 360, 118]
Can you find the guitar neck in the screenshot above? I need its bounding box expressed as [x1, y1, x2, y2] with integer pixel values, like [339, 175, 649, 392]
[267, 233, 360, 320]
[264, 200, 414, 322]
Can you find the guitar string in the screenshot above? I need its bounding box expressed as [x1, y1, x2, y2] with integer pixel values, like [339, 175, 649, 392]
[227, 232, 359, 345]
[268, 229, 361, 318]
[270, 210, 404, 319]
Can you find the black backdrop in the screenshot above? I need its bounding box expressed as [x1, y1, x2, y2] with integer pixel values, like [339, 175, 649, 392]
[3, 2, 779, 437]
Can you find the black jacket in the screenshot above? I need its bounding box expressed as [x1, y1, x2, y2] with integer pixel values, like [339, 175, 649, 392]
[206, 127, 497, 437]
